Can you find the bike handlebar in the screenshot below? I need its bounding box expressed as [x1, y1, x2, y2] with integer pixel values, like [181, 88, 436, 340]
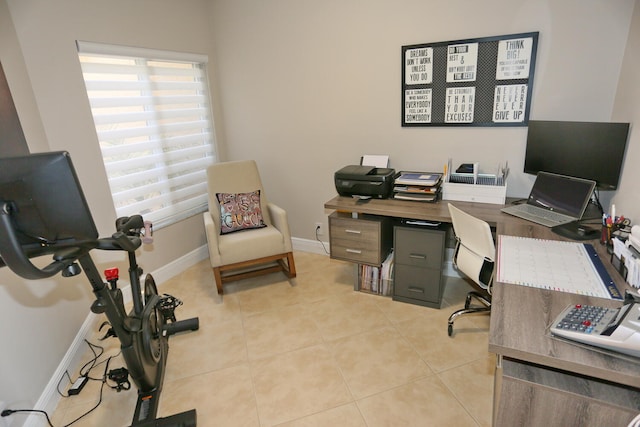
[0, 205, 95, 279]
[110, 231, 141, 252]
[0, 209, 145, 280]
[116, 215, 145, 233]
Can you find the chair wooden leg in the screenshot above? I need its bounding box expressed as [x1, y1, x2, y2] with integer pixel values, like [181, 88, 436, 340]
[213, 252, 296, 295]
[213, 267, 223, 294]
[286, 252, 296, 278]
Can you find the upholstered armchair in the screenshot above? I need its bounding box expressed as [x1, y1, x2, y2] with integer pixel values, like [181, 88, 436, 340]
[203, 160, 296, 294]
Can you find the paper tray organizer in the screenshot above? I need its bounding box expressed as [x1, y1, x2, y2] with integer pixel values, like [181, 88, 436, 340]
[611, 227, 640, 289]
[442, 173, 507, 205]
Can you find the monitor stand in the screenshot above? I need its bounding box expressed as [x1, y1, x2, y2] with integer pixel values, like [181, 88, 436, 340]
[552, 221, 600, 241]
[582, 200, 604, 220]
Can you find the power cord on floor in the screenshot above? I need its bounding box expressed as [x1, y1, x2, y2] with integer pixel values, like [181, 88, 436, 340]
[56, 370, 74, 398]
[316, 226, 330, 255]
[1, 409, 54, 427]
[4, 339, 122, 427]
[78, 340, 104, 378]
[56, 340, 105, 398]
[58, 356, 111, 427]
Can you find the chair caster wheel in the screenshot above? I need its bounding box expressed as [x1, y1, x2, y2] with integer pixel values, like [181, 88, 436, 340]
[448, 323, 453, 337]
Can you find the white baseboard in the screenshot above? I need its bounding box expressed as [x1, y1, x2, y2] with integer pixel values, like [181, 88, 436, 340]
[26, 313, 98, 427]
[149, 245, 210, 285]
[291, 237, 330, 255]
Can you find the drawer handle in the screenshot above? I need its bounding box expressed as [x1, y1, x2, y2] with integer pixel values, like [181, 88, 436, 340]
[346, 249, 362, 254]
[345, 229, 361, 234]
[409, 253, 426, 260]
[408, 287, 424, 293]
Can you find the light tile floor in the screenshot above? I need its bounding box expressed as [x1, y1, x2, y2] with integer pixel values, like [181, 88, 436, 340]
[51, 251, 495, 427]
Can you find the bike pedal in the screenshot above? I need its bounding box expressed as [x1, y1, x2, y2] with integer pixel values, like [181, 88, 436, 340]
[108, 367, 131, 392]
[98, 320, 116, 340]
[158, 294, 183, 323]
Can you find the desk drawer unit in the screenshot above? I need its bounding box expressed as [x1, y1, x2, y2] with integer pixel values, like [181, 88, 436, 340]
[329, 212, 392, 266]
[393, 225, 445, 308]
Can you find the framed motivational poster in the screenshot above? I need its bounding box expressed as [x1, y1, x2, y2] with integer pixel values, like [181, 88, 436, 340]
[402, 32, 539, 127]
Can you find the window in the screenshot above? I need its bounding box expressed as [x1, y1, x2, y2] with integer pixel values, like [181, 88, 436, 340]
[77, 41, 217, 229]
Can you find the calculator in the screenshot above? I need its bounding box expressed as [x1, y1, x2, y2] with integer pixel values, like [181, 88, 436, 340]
[550, 291, 640, 358]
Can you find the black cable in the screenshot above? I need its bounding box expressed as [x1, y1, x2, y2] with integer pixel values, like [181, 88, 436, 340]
[86, 349, 122, 381]
[1, 409, 54, 426]
[56, 370, 73, 397]
[315, 226, 330, 255]
[56, 341, 104, 398]
[591, 188, 604, 216]
[3, 342, 116, 427]
[60, 356, 112, 427]
[78, 340, 104, 377]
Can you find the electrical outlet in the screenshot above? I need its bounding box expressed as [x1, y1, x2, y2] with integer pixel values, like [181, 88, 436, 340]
[315, 222, 323, 236]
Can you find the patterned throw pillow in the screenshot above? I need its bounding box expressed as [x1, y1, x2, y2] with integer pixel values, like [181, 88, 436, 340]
[216, 190, 267, 235]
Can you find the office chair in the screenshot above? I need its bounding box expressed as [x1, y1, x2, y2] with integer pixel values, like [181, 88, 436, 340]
[203, 160, 296, 294]
[447, 203, 496, 337]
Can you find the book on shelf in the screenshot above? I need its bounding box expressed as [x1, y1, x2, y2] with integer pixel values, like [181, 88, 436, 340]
[379, 251, 394, 296]
[359, 251, 394, 296]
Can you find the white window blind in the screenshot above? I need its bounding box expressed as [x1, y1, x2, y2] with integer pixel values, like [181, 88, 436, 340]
[77, 41, 217, 229]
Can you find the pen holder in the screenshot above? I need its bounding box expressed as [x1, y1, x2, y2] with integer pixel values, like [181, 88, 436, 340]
[601, 225, 611, 247]
[601, 223, 628, 247]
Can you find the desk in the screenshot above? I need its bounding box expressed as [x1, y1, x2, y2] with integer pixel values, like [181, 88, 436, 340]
[324, 196, 640, 426]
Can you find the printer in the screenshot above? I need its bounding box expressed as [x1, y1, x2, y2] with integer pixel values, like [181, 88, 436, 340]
[334, 165, 396, 199]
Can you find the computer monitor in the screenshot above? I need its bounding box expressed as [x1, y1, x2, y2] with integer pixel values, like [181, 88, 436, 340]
[524, 120, 630, 190]
[0, 151, 98, 246]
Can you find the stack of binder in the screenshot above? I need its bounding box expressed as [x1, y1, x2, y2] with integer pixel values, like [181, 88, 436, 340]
[393, 172, 442, 202]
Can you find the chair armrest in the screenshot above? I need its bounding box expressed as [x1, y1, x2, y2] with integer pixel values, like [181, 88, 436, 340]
[203, 211, 222, 267]
[267, 202, 293, 252]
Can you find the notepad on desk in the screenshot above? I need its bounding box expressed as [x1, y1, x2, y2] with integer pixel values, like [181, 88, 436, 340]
[497, 235, 622, 300]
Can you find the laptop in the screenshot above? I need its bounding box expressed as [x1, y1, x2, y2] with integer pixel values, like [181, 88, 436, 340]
[501, 172, 596, 227]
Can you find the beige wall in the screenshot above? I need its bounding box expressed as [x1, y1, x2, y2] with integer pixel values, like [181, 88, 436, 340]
[0, 0, 215, 417]
[1, 0, 638, 421]
[5, 0, 215, 259]
[0, 0, 87, 414]
[613, 0, 640, 222]
[209, 0, 636, 240]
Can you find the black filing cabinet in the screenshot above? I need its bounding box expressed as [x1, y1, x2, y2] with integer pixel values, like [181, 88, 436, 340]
[393, 225, 446, 308]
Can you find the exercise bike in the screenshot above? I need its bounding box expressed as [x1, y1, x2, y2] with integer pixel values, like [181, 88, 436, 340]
[0, 152, 198, 426]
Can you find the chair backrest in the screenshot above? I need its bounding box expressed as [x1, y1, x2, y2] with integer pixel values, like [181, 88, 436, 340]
[206, 160, 272, 229]
[448, 203, 496, 290]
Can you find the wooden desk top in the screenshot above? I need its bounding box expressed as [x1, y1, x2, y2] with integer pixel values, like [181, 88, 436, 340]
[324, 195, 640, 388]
[324, 195, 512, 226]
[493, 221, 640, 388]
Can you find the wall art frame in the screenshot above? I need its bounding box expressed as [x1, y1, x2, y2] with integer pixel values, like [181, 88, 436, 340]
[402, 31, 539, 127]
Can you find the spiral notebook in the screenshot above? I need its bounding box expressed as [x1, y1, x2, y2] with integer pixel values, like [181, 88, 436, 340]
[497, 235, 622, 300]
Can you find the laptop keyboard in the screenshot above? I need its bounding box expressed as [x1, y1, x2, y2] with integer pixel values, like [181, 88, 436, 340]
[515, 204, 568, 224]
